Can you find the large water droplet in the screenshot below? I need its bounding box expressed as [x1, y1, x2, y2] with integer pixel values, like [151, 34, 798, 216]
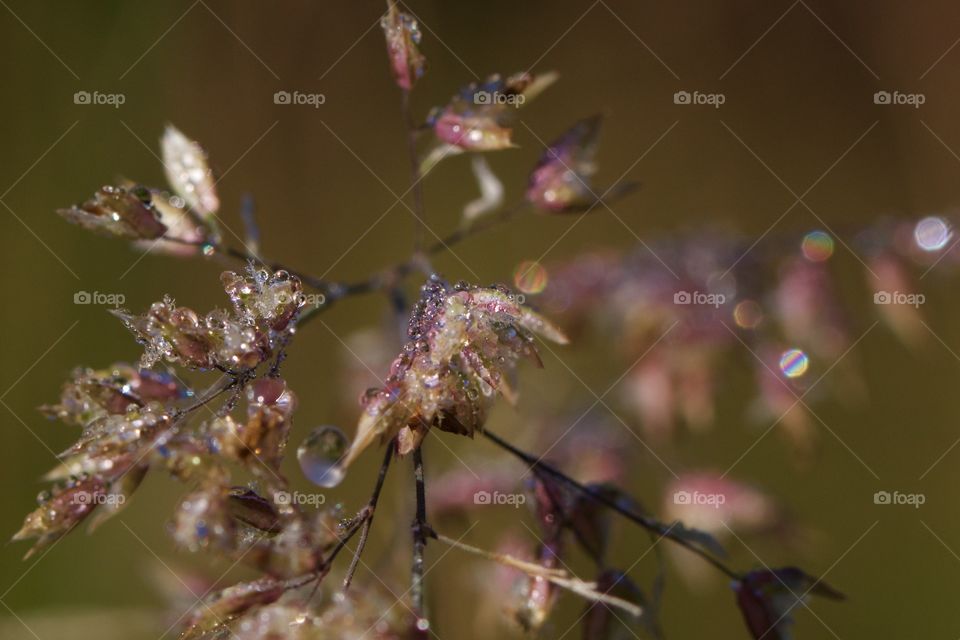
[297, 425, 348, 488]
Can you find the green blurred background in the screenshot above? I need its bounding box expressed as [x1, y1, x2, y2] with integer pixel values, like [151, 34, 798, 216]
[2, 1, 959, 638]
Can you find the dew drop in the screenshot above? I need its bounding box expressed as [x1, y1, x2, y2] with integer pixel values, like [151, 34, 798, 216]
[297, 425, 348, 488]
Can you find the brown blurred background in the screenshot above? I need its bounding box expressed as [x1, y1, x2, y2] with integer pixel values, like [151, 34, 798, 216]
[1, 1, 959, 638]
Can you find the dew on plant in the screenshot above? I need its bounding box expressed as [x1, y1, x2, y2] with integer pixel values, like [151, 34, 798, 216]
[297, 426, 348, 488]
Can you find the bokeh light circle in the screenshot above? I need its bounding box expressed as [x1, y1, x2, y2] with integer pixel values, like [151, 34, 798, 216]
[513, 260, 548, 294]
[914, 216, 951, 252]
[779, 349, 809, 378]
[801, 230, 834, 262]
[733, 300, 764, 329]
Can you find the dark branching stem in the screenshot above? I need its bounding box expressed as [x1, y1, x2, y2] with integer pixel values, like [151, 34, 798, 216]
[295, 201, 530, 327]
[433, 200, 527, 253]
[176, 377, 240, 418]
[218, 244, 328, 291]
[283, 516, 368, 595]
[377, 201, 528, 286]
[173, 195, 531, 333]
[281, 441, 395, 597]
[411, 444, 431, 631]
[312, 517, 365, 586]
[401, 89, 429, 262]
[482, 429, 742, 581]
[342, 439, 396, 591]
[160, 236, 328, 291]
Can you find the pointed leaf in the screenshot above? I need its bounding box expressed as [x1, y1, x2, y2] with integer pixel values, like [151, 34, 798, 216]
[58, 185, 166, 239]
[161, 125, 220, 227]
[380, 0, 426, 91]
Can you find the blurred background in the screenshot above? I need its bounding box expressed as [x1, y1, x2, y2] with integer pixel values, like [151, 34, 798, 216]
[1, 1, 959, 638]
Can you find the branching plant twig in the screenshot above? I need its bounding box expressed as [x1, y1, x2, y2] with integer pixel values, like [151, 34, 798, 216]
[481, 428, 742, 580]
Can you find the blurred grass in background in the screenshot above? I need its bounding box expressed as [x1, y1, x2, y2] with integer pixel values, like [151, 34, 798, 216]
[1, 1, 960, 637]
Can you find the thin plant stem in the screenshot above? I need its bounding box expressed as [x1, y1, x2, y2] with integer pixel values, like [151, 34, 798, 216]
[411, 444, 430, 630]
[481, 429, 742, 581]
[280, 514, 368, 596]
[400, 89, 428, 262]
[281, 442, 396, 597]
[160, 236, 329, 291]
[169, 196, 532, 335]
[432, 533, 643, 618]
[343, 439, 396, 590]
[176, 376, 241, 418]
[430, 200, 527, 253]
